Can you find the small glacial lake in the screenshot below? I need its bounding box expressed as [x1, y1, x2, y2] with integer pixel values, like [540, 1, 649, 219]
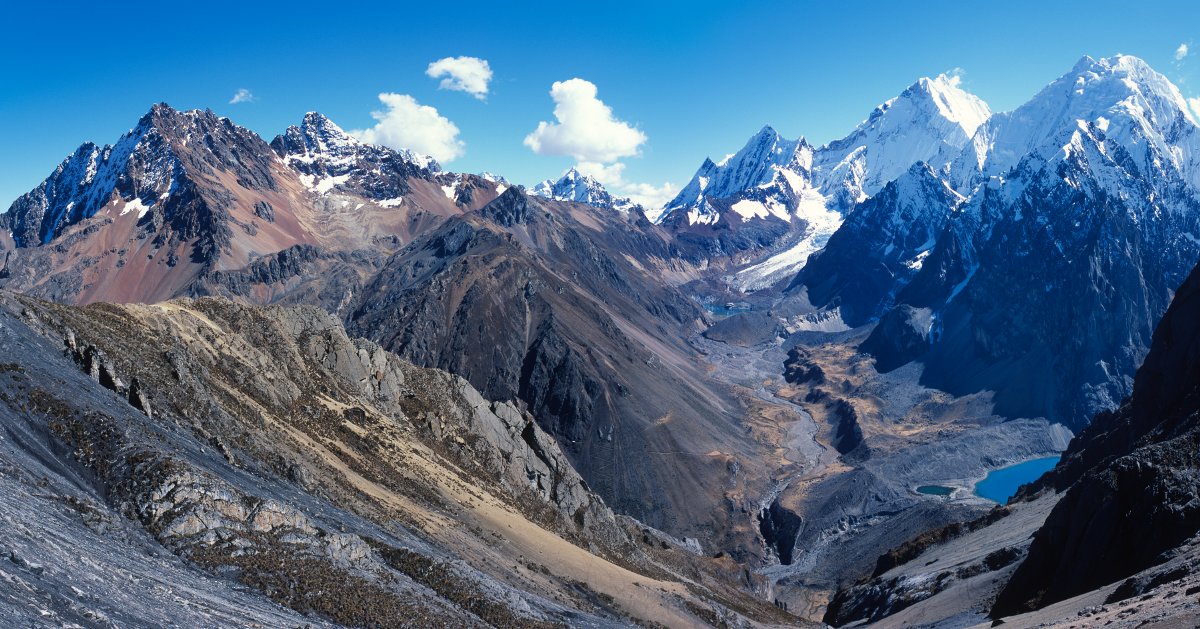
[916, 485, 953, 497]
[701, 301, 751, 317]
[974, 456, 1061, 504]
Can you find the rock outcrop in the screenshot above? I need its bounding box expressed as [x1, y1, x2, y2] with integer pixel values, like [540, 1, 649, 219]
[858, 305, 933, 373]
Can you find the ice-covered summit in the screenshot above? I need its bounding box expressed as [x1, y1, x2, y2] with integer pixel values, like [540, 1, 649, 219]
[660, 74, 992, 228]
[530, 167, 637, 212]
[955, 55, 1200, 187]
[656, 74, 991, 289]
[662, 126, 814, 224]
[818, 73, 992, 205]
[272, 112, 440, 173]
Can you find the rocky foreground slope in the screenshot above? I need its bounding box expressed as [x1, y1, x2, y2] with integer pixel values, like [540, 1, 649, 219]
[0, 292, 801, 628]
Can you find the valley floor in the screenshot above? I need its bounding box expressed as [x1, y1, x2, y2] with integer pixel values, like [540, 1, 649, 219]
[689, 303, 1073, 623]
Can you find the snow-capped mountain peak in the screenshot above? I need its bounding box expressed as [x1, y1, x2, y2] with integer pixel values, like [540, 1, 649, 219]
[530, 167, 637, 212]
[272, 112, 440, 173]
[294, 112, 362, 155]
[663, 127, 814, 221]
[661, 74, 992, 229]
[790, 55, 1200, 430]
[0, 103, 291, 255]
[957, 54, 1199, 187]
[817, 74, 992, 204]
[656, 74, 992, 294]
[269, 113, 440, 199]
[912, 74, 992, 138]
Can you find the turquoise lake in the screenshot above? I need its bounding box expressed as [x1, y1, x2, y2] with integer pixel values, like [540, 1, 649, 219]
[974, 456, 1061, 503]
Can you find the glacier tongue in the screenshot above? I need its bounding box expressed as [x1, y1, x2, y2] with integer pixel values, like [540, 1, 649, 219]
[731, 182, 839, 291]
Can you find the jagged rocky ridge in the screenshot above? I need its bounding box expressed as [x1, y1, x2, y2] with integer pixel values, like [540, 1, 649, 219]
[0, 105, 505, 305]
[1, 103, 275, 253]
[344, 188, 765, 538]
[271, 112, 436, 200]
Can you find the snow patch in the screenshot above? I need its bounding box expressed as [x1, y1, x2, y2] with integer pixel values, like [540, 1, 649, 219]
[687, 207, 718, 225]
[905, 250, 931, 271]
[730, 199, 790, 222]
[313, 175, 350, 194]
[120, 198, 152, 219]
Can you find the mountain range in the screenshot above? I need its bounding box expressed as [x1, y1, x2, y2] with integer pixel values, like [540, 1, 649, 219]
[3, 53, 1200, 627]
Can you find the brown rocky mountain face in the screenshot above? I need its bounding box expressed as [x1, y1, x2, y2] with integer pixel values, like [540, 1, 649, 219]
[0, 105, 501, 305]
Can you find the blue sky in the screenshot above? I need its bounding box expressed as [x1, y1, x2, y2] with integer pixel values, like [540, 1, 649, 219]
[2, 0, 1198, 208]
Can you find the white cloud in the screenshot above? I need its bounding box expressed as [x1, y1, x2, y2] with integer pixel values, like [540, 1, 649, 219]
[351, 93, 464, 163]
[1188, 97, 1200, 124]
[426, 56, 493, 100]
[943, 67, 966, 87]
[524, 78, 647, 163]
[621, 180, 679, 210]
[229, 88, 255, 104]
[1176, 43, 1190, 61]
[527, 79, 670, 208]
[575, 161, 626, 186]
